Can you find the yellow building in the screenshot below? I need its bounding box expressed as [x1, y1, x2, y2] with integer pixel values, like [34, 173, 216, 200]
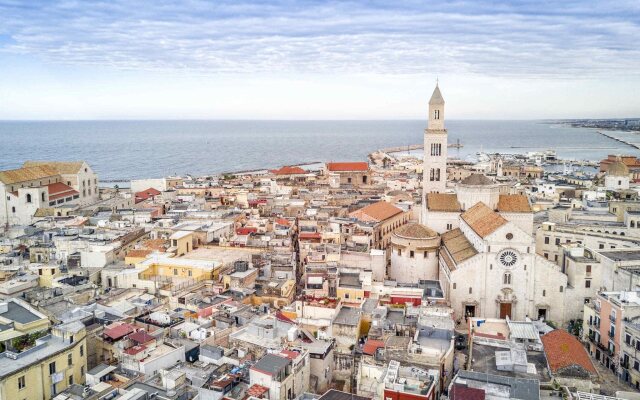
[0, 304, 87, 400]
[137, 254, 221, 281]
[169, 230, 194, 256]
[0, 299, 50, 344]
[34, 265, 62, 287]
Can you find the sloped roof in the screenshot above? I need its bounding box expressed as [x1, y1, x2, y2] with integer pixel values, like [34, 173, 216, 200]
[461, 202, 508, 238]
[272, 166, 306, 175]
[497, 194, 532, 213]
[126, 249, 152, 259]
[394, 223, 438, 239]
[103, 323, 135, 340]
[608, 156, 630, 176]
[429, 84, 444, 104]
[441, 228, 478, 270]
[362, 339, 385, 355]
[349, 201, 403, 222]
[427, 193, 461, 212]
[460, 173, 494, 186]
[0, 165, 59, 185]
[327, 162, 369, 172]
[541, 329, 596, 375]
[129, 330, 155, 344]
[23, 161, 85, 175]
[47, 182, 79, 200]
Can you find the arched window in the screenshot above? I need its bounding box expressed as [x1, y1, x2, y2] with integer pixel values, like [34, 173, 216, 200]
[26, 193, 32, 203]
[503, 273, 512, 285]
[41, 192, 45, 202]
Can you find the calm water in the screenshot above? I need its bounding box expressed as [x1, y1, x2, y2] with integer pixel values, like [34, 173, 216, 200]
[1, 120, 638, 180]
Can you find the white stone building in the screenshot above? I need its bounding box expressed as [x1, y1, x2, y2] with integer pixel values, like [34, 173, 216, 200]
[389, 223, 440, 283]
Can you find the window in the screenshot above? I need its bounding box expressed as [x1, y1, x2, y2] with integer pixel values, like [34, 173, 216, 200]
[469, 287, 472, 294]
[18, 376, 25, 390]
[506, 233, 513, 240]
[80, 366, 85, 376]
[586, 265, 592, 273]
[599, 243, 605, 249]
[344, 293, 350, 299]
[49, 361, 56, 375]
[626, 334, 632, 345]
[26, 193, 32, 203]
[80, 345, 84, 357]
[560, 286, 563, 292]
[555, 238, 560, 245]
[41, 192, 45, 202]
[397, 249, 402, 256]
[586, 280, 591, 288]
[188, 270, 192, 277]
[68, 353, 73, 366]
[446, 223, 452, 230]
[543, 290, 546, 297]
[173, 269, 178, 276]
[409, 250, 414, 258]
[423, 251, 428, 258]
[503, 273, 511, 285]
[453, 283, 456, 289]
[68, 375, 73, 385]
[11, 206, 15, 213]
[544, 252, 548, 259]
[434, 109, 440, 120]
[635, 361, 640, 371]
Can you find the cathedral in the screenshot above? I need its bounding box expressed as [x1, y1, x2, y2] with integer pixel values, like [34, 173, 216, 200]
[418, 84, 571, 325]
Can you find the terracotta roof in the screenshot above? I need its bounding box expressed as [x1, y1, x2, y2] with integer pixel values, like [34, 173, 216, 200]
[427, 193, 461, 212]
[135, 188, 161, 202]
[124, 344, 147, 355]
[142, 239, 167, 251]
[349, 201, 403, 223]
[441, 228, 478, 270]
[129, 330, 155, 344]
[272, 166, 306, 175]
[299, 232, 322, 240]
[327, 162, 369, 172]
[0, 165, 59, 185]
[608, 156, 630, 176]
[394, 223, 438, 239]
[103, 323, 135, 340]
[362, 339, 385, 355]
[47, 182, 79, 200]
[461, 202, 508, 238]
[23, 161, 85, 175]
[246, 384, 269, 398]
[126, 249, 152, 259]
[275, 218, 290, 227]
[541, 329, 597, 375]
[497, 194, 532, 213]
[460, 173, 495, 186]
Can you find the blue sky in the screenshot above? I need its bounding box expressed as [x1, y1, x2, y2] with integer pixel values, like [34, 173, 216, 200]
[0, 0, 639, 119]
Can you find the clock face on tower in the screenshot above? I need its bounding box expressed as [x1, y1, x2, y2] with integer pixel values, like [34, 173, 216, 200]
[498, 249, 518, 268]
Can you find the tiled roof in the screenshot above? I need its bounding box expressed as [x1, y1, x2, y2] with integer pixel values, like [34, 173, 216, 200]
[541, 329, 597, 375]
[272, 166, 306, 175]
[0, 165, 59, 185]
[247, 384, 269, 398]
[349, 201, 403, 222]
[460, 173, 494, 186]
[362, 339, 385, 355]
[497, 194, 532, 213]
[441, 228, 478, 270]
[394, 223, 438, 239]
[129, 330, 155, 344]
[47, 182, 79, 200]
[23, 161, 85, 175]
[461, 202, 508, 238]
[426, 193, 461, 212]
[103, 323, 135, 340]
[135, 188, 161, 202]
[327, 162, 369, 172]
[124, 345, 147, 355]
[126, 249, 152, 259]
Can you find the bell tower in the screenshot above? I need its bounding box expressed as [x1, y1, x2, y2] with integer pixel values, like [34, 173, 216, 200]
[423, 83, 448, 193]
[421, 83, 448, 222]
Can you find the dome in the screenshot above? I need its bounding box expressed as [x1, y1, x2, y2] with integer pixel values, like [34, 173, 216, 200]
[608, 157, 629, 177]
[460, 173, 495, 186]
[394, 223, 438, 239]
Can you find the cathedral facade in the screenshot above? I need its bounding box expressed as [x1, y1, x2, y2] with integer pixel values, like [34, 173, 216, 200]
[417, 84, 573, 325]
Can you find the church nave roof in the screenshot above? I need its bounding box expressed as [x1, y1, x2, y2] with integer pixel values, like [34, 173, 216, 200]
[461, 202, 508, 238]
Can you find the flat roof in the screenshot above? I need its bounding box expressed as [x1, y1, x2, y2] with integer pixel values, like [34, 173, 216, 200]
[600, 250, 640, 262]
[0, 299, 45, 324]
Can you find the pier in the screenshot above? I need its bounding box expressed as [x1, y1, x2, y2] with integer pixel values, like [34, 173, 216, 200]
[596, 130, 640, 150]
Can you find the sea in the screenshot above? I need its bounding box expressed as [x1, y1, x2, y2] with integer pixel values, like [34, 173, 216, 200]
[1, 120, 638, 182]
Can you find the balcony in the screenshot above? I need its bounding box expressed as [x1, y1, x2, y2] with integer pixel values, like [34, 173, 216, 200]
[610, 315, 617, 323]
[621, 359, 630, 369]
[609, 330, 615, 339]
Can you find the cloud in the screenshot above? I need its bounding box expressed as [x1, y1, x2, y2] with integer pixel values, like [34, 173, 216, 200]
[0, 0, 639, 78]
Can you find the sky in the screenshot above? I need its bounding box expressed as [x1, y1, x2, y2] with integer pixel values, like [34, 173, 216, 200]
[0, 0, 639, 120]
